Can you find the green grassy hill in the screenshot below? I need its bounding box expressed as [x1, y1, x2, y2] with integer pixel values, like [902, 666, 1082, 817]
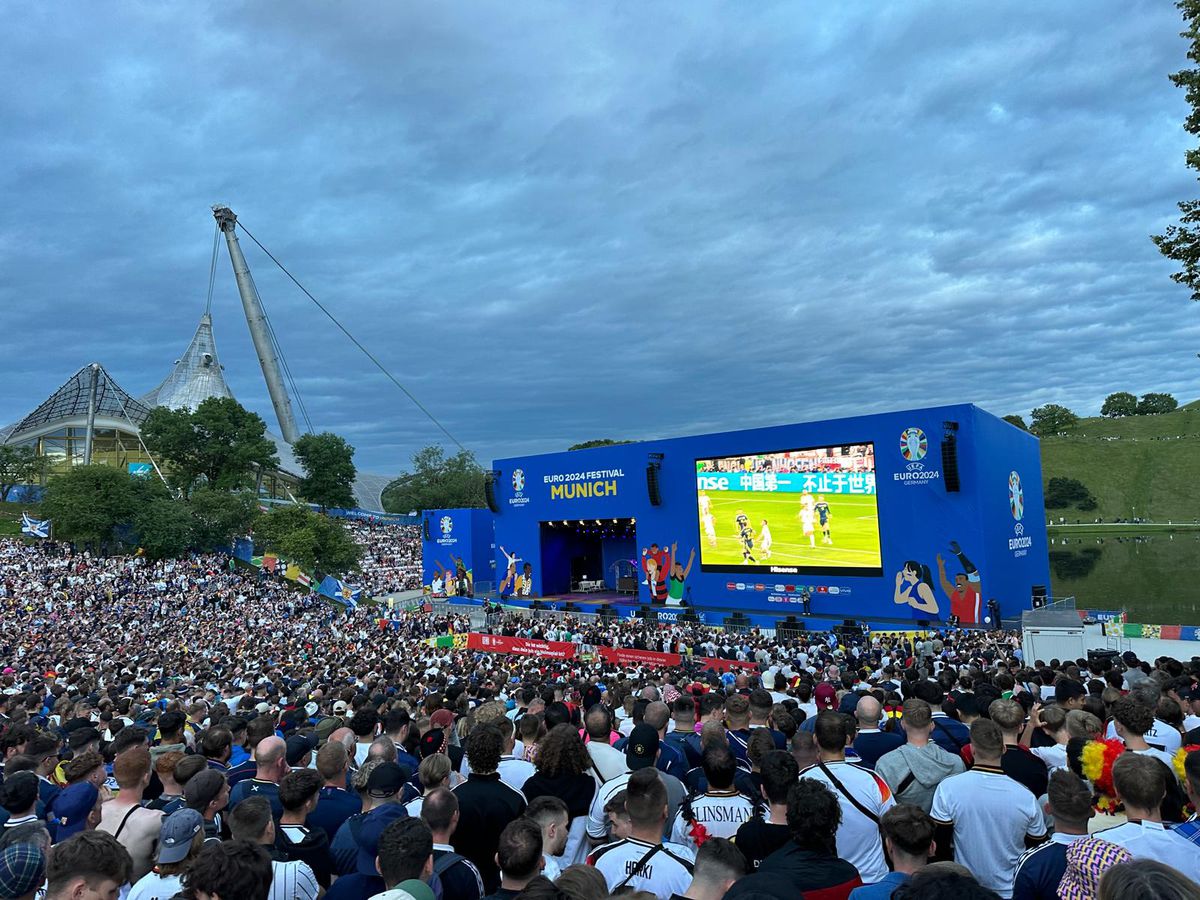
[1038, 401, 1200, 522]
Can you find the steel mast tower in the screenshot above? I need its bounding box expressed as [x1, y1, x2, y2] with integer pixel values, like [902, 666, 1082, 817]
[212, 205, 301, 443]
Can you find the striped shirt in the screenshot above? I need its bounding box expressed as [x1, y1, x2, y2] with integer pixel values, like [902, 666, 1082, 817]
[268, 859, 319, 900]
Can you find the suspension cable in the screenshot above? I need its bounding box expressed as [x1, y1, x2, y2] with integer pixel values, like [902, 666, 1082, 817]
[205, 223, 220, 317]
[234, 220, 468, 453]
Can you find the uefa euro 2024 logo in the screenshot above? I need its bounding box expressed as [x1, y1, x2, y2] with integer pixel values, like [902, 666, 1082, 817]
[900, 427, 927, 463]
[439, 516, 453, 535]
[1009, 470, 1024, 521]
[512, 469, 526, 494]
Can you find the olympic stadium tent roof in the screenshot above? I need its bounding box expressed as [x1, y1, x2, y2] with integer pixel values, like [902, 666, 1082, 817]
[3, 363, 152, 443]
[1, 314, 395, 513]
[140, 314, 234, 412]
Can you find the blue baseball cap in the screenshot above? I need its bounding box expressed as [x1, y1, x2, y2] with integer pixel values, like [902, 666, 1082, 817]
[48, 783, 99, 842]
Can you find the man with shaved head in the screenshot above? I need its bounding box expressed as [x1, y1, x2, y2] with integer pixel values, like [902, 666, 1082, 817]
[852, 695, 903, 770]
[640, 700, 687, 780]
[227, 735, 288, 818]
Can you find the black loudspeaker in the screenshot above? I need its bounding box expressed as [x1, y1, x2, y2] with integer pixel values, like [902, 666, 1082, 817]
[638, 605, 655, 620]
[646, 464, 662, 506]
[484, 471, 500, 513]
[617, 576, 638, 594]
[423, 518, 431, 541]
[599, 605, 618, 622]
[1088, 648, 1120, 665]
[1031, 585, 1047, 609]
[940, 435, 960, 492]
[563, 602, 579, 613]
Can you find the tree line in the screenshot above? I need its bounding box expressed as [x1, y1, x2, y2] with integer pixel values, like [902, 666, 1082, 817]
[25, 397, 361, 575]
[1003, 392, 1181, 436]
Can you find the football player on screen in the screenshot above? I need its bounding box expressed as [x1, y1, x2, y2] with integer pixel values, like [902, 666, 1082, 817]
[759, 519, 773, 559]
[814, 494, 832, 544]
[734, 511, 757, 563]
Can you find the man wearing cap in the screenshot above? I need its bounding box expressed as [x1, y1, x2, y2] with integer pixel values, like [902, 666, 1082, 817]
[184, 769, 230, 842]
[323, 765, 411, 899]
[229, 736, 289, 819]
[586, 724, 686, 847]
[0, 841, 45, 900]
[451, 726, 527, 894]
[307, 742, 359, 843]
[126, 808, 205, 900]
[286, 733, 319, 771]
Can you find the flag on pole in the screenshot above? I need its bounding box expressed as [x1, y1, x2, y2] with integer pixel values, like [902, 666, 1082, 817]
[317, 575, 362, 610]
[20, 513, 50, 539]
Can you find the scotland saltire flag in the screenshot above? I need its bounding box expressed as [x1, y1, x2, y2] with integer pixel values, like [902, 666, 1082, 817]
[318, 575, 362, 610]
[20, 513, 50, 539]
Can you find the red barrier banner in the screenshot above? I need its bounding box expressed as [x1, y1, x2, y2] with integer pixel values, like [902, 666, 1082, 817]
[466, 632, 577, 660]
[597, 646, 751, 673]
[598, 646, 682, 667]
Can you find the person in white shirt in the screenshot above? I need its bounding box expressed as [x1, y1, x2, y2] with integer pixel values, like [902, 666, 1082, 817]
[494, 717, 536, 792]
[930, 719, 1046, 898]
[1093, 753, 1200, 882]
[127, 808, 205, 900]
[588, 768, 695, 899]
[525, 796, 569, 881]
[583, 705, 627, 782]
[1112, 697, 1177, 770]
[670, 746, 755, 848]
[798, 712, 895, 883]
[1102, 684, 1182, 754]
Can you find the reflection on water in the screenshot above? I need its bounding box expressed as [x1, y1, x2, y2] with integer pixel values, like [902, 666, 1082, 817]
[1048, 532, 1200, 624]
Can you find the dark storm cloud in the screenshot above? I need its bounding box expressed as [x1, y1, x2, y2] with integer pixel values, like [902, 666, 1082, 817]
[1, 1, 1197, 473]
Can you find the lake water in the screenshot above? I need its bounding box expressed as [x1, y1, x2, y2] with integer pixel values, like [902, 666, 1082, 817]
[1048, 532, 1200, 624]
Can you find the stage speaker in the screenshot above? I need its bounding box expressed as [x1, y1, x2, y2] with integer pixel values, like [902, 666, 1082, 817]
[617, 576, 638, 594]
[940, 435, 960, 492]
[599, 605, 618, 622]
[1087, 648, 1120, 665]
[1031, 585, 1047, 609]
[484, 471, 500, 513]
[680, 611, 700, 625]
[422, 518, 431, 541]
[563, 602, 579, 613]
[638, 605, 656, 620]
[530, 599, 544, 611]
[646, 464, 662, 506]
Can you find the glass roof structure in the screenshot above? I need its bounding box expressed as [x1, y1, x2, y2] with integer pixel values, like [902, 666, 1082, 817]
[7, 364, 152, 438]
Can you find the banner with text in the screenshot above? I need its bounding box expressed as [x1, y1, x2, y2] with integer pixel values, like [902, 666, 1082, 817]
[466, 632, 578, 659]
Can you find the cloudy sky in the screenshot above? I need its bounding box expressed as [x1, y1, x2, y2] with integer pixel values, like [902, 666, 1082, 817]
[1, 1, 1197, 474]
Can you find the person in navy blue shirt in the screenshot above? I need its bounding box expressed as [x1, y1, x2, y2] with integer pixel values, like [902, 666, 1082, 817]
[308, 742, 360, 842]
[747, 690, 787, 750]
[1011, 770, 1093, 900]
[384, 708, 420, 778]
[851, 696, 904, 770]
[228, 736, 288, 819]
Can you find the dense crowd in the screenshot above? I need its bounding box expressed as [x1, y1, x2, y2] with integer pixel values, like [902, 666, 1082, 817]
[1, 539, 1200, 899]
[348, 522, 423, 596]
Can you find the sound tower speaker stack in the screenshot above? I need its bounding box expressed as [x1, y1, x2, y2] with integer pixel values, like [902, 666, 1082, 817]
[484, 471, 500, 513]
[646, 464, 662, 506]
[1031, 585, 1048, 609]
[940, 434, 961, 492]
[423, 518, 431, 541]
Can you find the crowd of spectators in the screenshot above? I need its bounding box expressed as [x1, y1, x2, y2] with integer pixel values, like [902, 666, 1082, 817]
[2, 538, 1200, 898]
[348, 522, 422, 596]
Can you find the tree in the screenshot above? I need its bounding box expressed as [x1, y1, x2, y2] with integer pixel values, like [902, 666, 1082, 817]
[1101, 392, 1138, 417]
[1030, 404, 1079, 436]
[1153, 1, 1200, 300]
[254, 505, 361, 576]
[134, 498, 196, 560]
[189, 488, 259, 549]
[1045, 477, 1094, 510]
[0, 445, 38, 502]
[141, 397, 278, 496]
[382, 446, 486, 513]
[293, 432, 357, 511]
[1002, 415, 1029, 432]
[567, 438, 634, 451]
[40, 465, 136, 548]
[1136, 392, 1179, 415]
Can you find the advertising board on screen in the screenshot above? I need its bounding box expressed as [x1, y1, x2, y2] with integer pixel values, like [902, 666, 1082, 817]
[695, 442, 883, 577]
